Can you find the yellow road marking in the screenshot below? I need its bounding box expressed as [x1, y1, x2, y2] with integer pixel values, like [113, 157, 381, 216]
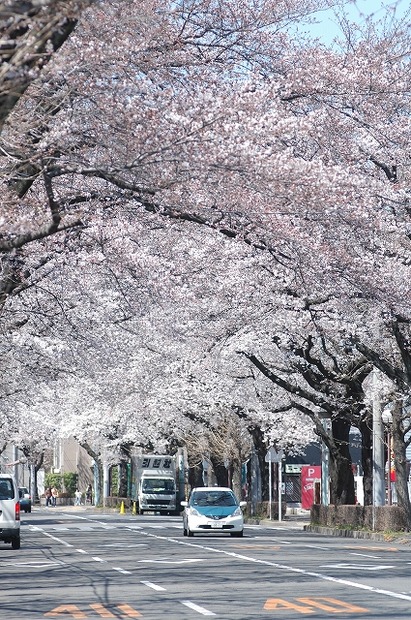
[264, 599, 315, 613]
[116, 604, 142, 618]
[89, 603, 115, 617]
[44, 604, 142, 618]
[264, 597, 369, 614]
[297, 597, 369, 613]
[45, 605, 86, 618]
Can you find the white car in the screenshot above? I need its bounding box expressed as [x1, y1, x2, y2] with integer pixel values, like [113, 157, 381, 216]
[0, 474, 21, 549]
[181, 486, 246, 537]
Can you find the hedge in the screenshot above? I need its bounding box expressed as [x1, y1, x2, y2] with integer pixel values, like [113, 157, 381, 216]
[310, 504, 409, 532]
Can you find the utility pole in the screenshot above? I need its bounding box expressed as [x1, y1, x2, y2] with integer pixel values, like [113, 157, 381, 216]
[372, 369, 385, 507]
[321, 418, 330, 506]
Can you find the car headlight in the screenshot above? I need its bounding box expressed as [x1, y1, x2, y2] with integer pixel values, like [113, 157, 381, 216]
[232, 506, 243, 517]
[188, 507, 202, 516]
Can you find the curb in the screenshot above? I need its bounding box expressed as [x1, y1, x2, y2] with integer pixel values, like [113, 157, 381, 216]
[305, 524, 411, 544]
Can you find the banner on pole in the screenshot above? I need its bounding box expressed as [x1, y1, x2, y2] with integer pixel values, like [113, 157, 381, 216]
[301, 465, 321, 509]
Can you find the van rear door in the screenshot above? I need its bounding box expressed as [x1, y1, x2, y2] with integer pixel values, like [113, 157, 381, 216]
[0, 477, 18, 526]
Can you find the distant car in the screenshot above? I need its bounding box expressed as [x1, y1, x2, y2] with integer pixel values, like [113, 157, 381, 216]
[181, 486, 246, 537]
[18, 487, 32, 513]
[0, 474, 21, 549]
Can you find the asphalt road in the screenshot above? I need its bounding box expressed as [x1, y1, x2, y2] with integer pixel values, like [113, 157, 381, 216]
[2, 507, 411, 619]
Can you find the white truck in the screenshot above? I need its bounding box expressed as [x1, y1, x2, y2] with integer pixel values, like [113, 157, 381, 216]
[133, 454, 178, 515]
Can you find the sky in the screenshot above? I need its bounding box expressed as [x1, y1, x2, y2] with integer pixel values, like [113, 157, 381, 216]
[301, 0, 410, 45]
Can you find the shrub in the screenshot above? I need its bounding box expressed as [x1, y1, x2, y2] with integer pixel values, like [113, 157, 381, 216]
[62, 473, 78, 497]
[44, 473, 63, 491]
[44, 472, 78, 496]
[311, 504, 409, 532]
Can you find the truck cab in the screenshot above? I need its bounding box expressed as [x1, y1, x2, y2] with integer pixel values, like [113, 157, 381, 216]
[134, 455, 178, 515]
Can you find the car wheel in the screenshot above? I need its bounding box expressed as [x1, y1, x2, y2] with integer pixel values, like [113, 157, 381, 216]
[230, 531, 243, 537]
[28, 507, 32, 513]
[188, 529, 194, 537]
[11, 535, 21, 550]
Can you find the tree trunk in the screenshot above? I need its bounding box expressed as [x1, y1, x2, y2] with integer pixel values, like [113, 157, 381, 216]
[188, 461, 203, 490]
[329, 418, 355, 505]
[249, 426, 268, 501]
[360, 418, 373, 505]
[211, 460, 228, 487]
[391, 401, 411, 530]
[34, 453, 45, 504]
[118, 460, 129, 498]
[231, 459, 242, 500]
[79, 442, 103, 505]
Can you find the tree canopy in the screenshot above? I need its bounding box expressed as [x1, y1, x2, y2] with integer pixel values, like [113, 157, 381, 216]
[1, 0, 411, 513]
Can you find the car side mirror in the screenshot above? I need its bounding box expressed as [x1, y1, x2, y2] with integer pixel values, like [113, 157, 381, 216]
[239, 501, 247, 508]
[180, 500, 188, 507]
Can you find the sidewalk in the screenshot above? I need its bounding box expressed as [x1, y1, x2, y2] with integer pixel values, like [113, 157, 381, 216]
[246, 507, 311, 529]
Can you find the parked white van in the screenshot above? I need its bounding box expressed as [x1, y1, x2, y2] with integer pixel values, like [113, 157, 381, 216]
[0, 474, 21, 549]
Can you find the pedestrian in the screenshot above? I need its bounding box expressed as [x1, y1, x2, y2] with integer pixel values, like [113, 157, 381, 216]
[45, 487, 52, 507]
[75, 489, 82, 506]
[51, 486, 58, 507]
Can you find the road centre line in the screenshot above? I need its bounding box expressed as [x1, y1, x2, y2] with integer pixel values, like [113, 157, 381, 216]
[29, 526, 73, 548]
[31, 527, 134, 575]
[133, 529, 411, 604]
[350, 552, 381, 559]
[141, 581, 167, 591]
[181, 600, 216, 616]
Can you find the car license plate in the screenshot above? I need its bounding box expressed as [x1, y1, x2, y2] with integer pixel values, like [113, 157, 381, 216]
[210, 521, 224, 528]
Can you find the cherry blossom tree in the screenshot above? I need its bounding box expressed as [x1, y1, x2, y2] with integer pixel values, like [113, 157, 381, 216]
[2, 0, 411, 523]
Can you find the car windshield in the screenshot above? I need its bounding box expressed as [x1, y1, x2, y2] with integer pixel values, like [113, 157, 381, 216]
[190, 491, 237, 507]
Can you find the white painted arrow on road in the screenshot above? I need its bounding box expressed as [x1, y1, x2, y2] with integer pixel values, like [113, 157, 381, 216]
[321, 564, 395, 571]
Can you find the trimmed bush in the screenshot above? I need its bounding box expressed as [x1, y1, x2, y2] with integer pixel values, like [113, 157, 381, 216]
[311, 504, 408, 532]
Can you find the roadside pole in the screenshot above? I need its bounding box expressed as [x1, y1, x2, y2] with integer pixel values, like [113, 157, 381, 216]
[265, 447, 284, 521]
[268, 457, 272, 520]
[278, 459, 283, 523]
[372, 370, 385, 507]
